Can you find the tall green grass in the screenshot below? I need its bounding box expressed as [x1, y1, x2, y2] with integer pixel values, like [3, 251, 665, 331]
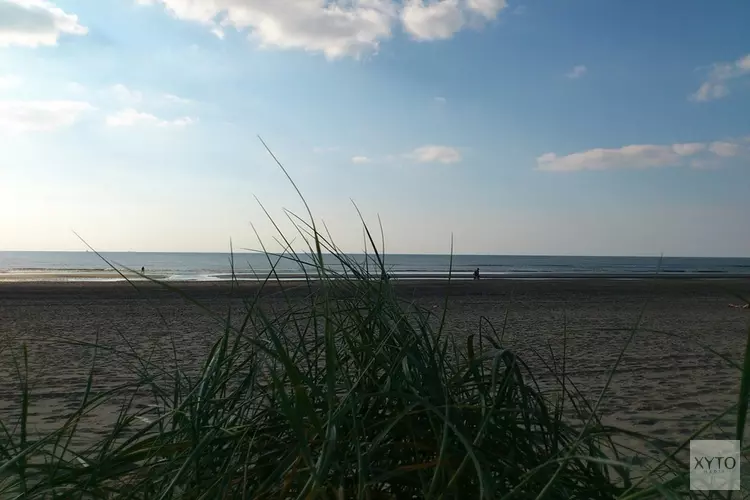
[1, 144, 748, 499]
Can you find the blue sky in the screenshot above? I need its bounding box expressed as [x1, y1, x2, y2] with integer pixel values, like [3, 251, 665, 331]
[1, 0, 749, 256]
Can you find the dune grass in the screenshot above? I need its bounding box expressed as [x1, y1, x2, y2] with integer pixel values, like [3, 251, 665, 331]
[1, 145, 749, 499]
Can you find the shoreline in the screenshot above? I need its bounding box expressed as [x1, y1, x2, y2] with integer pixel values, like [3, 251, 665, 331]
[1, 276, 749, 302]
[1, 272, 750, 284]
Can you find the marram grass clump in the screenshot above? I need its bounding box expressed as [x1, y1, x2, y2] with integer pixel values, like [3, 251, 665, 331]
[0, 254, 632, 499]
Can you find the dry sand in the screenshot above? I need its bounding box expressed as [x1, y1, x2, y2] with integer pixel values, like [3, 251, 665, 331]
[1, 278, 749, 457]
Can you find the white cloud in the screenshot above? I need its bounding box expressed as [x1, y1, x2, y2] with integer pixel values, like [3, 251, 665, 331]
[0, 100, 93, 133]
[138, 0, 508, 59]
[708, 141, 741, 157]
[110, 84, 143, 103]
[164, 93, 192, 104]
[106, 108, 196, 127]
[672, 142, 705, 156]
[401, 0, 464, 40]
[0, 0, 87, 47]
[171, 116, 196, 126]
[351, 155, 371, 164]
[691, 82, 728, 102]
[407, 145, 462, 164]
[434, 96, 446, 103]
[0, 74, 22, 90]
[536, 139, 749, 172]
[401, 0, 506, 41]
[466, 0, 507, 18]
[138, 0, 397, 60]
[107, 86, 194, 107]
[566, 65, 587, 79]
[106, 108, 154, 127]
[537, 145, 681, 172]
[690, 53, 750, 102]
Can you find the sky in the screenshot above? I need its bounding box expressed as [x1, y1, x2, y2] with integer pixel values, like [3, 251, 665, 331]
[0, 0, 749, 257]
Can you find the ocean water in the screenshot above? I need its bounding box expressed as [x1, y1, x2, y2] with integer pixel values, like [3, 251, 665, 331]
[1, 252, 749, 282]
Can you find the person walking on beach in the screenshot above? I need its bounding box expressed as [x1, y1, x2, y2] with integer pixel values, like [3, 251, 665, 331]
[141, 266, 145, 274]
[473, 268, 480, 280]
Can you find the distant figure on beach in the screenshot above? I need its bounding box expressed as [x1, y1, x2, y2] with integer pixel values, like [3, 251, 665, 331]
[473, 268, 480, 280]
[141, 266, 145, 274]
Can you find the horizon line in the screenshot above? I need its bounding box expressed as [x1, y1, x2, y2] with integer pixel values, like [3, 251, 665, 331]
[1, 250, 748, 260]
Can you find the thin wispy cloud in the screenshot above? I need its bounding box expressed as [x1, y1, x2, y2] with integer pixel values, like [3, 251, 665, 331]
[102, 85, 194, 108]
[671, 143, 706, 156]
[106, 108, 196, 128]
[0, 0, 88, 47]
[137, 0, 508, 59]
[690, 53, 750, 102]
[407, 145, 462, 164]
[351, 155, 372, 164]
[708, 141, 741, 157]
[434, 96, 447, 103]
[354, 145, 463, 165]
[536, 138, 748, 172]
[0, 100, 94, 133]
[110, 84, 143, 104]
[164, 93, 193, 105]
[566, 65, 587, 79]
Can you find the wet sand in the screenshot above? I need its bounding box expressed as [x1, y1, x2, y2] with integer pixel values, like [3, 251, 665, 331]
[1, 278, 749, 454]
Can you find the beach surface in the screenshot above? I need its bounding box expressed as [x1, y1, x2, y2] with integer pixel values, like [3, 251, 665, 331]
[1, 278, 749, 457]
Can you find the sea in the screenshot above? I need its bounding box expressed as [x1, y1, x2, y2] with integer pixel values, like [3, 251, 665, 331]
[1, 252, 749, 282]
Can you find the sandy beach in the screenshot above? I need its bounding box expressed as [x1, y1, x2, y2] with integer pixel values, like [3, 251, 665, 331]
[1, 278, 749, 455]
